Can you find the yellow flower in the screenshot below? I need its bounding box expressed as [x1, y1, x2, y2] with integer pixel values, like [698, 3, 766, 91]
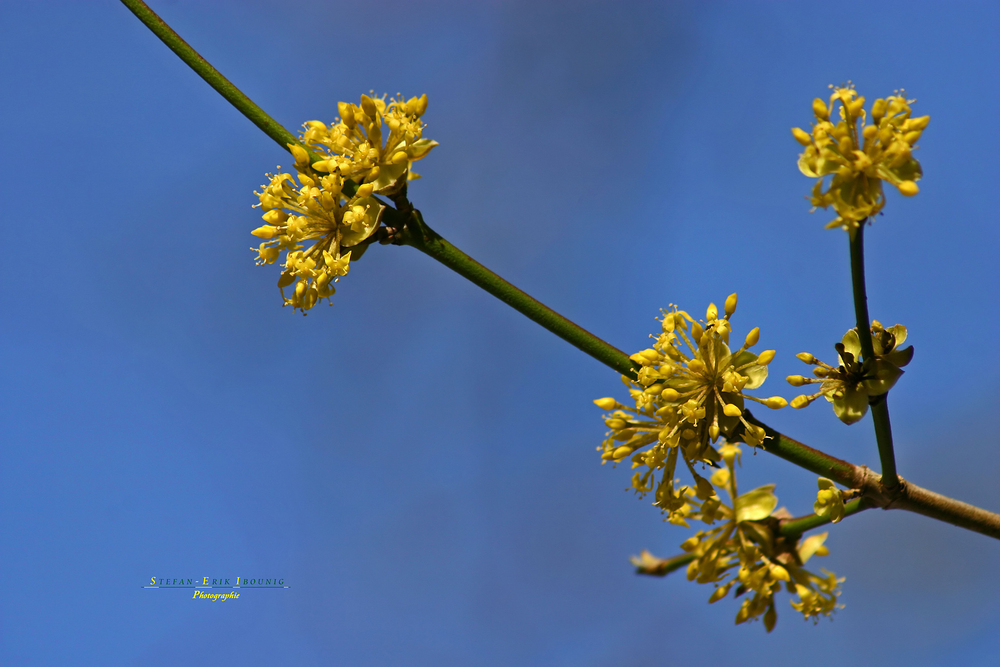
[793, 84, 929, 232]
[594, 294, 787, 521]
[302, 93, 437, 195]
[787, 321, 913, 424]
[634, 445, 843, 631]
[252, 169, 384, 313]
[813, 477, 846, 523]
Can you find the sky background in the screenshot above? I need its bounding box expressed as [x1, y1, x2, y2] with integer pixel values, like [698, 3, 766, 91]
[2, 1, 999, 665]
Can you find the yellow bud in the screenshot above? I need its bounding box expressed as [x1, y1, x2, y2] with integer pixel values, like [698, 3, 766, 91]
[605, 418, 627, 429]
[744, 327, 760, 348]
[762, 396, 787, 409]
[680, 536, 700, 552]
[723, 404, 742, 418]
[897, 180, 919, 196]
[706, 303, 718, 321]
[594, 397, 618, 410]
[601, 450, 615, 461]
[661, 388, 681, 401]
[288, 144, 309, 166]
[847, 97, 865, 117]
[871, 98, 886, 121]
[724, 293, 738, 317]
[815, 545, 830, 556]
[863, 124, 878, 140]
[791, 127, 812, 145]
[786, 375, 808, 387]
[791, 395, 813, 409]
[757, 349, 775, 365]
[769, 564, 791, 582]
[360, 94, 379, 120]
[796, 352, 817, 364]
[311, 160, 336, 173]
[294, 281, 307, 299]
[691, 322, 704, 341]
[812, 98, 829, 120]
[262, 209, 288, 225]
[837, 136, 853, 154]
[355, 183, 374, 198]
[612, 445, 633, 460]
[414, 93, 428, 116]
[251, 225, 280, 239]
[709, 422, 720, 440]
[907, 115, 931, 131]
[338, 102, 356, 128]
[391, 151, 409, 164]
[903, 130, 923, 144]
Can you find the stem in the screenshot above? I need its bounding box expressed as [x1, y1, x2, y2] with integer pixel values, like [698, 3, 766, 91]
[399, 211, 640, 378]
[120, 0, 308, 157]
[778, 497, 873, 537]
[634, 552, 697, 577]
[744, 412, 859, 488]
[849, 224, 899, 489]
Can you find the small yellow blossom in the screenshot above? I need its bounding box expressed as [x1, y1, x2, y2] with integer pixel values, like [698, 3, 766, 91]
[788, 321, 913, 424]
[633, 445, 843, 631]
[251, 93, 436, 312]
[302, 93, 437, 195]
[793, 84, 929, 232]
[813, 477, 846, 523]
[594, 295, 787, 522]
[253, 170, 384, 312]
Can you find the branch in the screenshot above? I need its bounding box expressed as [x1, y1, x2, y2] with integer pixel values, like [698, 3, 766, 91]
[121, 0, 1000, 542]
[849, 224, 899, 489]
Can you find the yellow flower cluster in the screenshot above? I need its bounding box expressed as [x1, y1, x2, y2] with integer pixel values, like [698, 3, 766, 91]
[594, 295, 786, 524]
[793, 85, 929, 232]
[632, 445, 843, 631]
[251, 94, 437, 312]
[813, 477, 847, 524]
[787, 322, 913, 424]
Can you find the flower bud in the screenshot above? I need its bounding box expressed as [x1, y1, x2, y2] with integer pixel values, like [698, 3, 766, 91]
[812, 98, 829, 120]
[355, 183, 374, 198]
[612, 445, 633, 460]
[288, 143, 310, 166]
[757, 349, 775, 365]
[724, 293, 738, 317]
[660, 388, 681, 401]
[762, 396, 787, 409]
[706, 303, 718, 321]
[791, 127, 812, 145]
[338, 102, 356, 128]
[796, 352, 817, 364]
[251, 225, 280, 239]
[744, 327, 760, 348]
[786, 375, 808, 387]
[791, 395, 814, 409]
[723, 404, 742, 417]
[897, 180, 919, 196]
[593, 397, 618, 410]
[360, 94, 379, 120]
[871, 98, 886, 121]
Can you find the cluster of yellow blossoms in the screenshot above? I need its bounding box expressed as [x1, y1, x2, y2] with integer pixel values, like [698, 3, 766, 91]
[793, 85, 929, 232]
[787, 322, 913, 424]
[594, 295, 787, 525]
[632, 445, 843, 631]
[251, 94, 436, 312]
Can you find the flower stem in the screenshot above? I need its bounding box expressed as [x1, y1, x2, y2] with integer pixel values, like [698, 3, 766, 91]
[119, 0, 311, 158]
[397, 210, 639, 377]
[635, 552, 697, 577]
[849, 224, 899, 490]
[778, 497, 874, 537]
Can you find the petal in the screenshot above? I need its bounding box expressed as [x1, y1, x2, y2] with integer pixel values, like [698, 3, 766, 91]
[832, 388, 869, 425]
[841, 329, 862, 358]
[864, 361, 904, 396]
[798, 532, 829, 564]
[883, 345, 914, 368]
[734, 485, 778, 523]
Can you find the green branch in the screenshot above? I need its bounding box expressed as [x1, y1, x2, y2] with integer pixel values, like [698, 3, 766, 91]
[120, 0, 1000, 541]
[120, 0, 310, 158]
[849, 225, 899, 490]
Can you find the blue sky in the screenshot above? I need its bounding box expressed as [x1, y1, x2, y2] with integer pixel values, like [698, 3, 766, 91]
[1, 1, 999, 665]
